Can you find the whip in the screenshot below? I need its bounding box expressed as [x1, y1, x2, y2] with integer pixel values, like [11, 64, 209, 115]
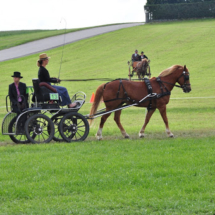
[58, 18, 67, 80]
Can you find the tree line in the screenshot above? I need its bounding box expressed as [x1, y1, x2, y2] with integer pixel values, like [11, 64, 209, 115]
[146, 0, 213, 4]
[145, 0, 215, 21]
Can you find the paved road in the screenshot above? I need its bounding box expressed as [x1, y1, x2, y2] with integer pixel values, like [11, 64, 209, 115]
[0, 23, 143, 62]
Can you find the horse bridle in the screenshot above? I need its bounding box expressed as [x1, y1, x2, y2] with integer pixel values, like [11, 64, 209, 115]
[159, 70, 190, 92]
[177, 71, 190, 91]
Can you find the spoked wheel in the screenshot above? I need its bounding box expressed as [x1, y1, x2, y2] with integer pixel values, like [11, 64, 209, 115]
[24, 114, 54, 143]
[59, 112, 89, 142]
[50, 114, 64, 142]
[8, 117, 29, 144]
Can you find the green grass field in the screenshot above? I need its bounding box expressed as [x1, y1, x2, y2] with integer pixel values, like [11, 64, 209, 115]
[0, 19, 215, 214]
[1, 138, 215, 214]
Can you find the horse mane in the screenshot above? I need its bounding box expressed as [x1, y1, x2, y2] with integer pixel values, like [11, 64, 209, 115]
[159, 65, 182, 77]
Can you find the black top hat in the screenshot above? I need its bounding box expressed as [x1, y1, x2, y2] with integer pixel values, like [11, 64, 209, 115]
[11, 71, 23, 78]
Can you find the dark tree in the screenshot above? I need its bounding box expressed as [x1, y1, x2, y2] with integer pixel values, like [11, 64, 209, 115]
[145, 0, 215, 21]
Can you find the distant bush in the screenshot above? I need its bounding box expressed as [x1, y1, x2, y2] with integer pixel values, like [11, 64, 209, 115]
[145, 1, 215, 21]
[146, 0, 213, 4]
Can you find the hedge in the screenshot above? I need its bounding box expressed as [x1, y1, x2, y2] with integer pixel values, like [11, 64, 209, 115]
[146, 0, 213, 5]
[144, 1, 215, 20]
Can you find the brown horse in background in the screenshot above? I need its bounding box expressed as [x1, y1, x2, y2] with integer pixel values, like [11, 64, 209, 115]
[89, 65, 191, 140]
[130, 59, 150, 79]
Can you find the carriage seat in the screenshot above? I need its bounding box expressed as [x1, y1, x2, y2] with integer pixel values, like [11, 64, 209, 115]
[32, 79, 59, 103]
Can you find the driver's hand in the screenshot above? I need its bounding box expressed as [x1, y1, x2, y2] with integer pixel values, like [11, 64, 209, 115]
[57, 79, 61, 83]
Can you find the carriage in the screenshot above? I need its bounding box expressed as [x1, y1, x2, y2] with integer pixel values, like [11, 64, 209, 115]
[2, 79, 89, 144]
[1, 78, 157, 144]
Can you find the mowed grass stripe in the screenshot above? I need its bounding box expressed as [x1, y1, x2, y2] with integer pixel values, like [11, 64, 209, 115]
[0, 138, 215, 214]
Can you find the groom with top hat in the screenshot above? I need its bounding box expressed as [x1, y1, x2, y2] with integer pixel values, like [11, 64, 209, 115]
[9, 71, 28, 114]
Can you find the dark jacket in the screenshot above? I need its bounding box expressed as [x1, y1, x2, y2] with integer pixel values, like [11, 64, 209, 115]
[9, 82, 28, 113]
[131, 53, 140, 62]
[139, 55, 148, 60]
[38, 66, 58, 84]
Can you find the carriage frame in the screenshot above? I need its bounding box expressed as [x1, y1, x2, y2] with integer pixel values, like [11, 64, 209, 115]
[2, 79, 89, 144]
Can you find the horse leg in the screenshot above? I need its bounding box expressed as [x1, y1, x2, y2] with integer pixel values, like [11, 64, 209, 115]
[139, 108, 156, 138]
[137, 72, 141, 80]
[96, 112, 111, 140]
[158, 105, 174, 137]
[114, 110, 129, 138]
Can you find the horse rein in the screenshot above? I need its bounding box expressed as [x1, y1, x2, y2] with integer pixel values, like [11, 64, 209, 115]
[158, 71, 190, 90]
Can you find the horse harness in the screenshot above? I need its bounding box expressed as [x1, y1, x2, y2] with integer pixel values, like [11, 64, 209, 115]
[145, 78, 171, 110]
[103, 79, 137, 104]
[103, 71, 189, 110]
[103, 78, 170, 110]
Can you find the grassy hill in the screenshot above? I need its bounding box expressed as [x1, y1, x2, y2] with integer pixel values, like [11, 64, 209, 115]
[0, 19, 214, 137]
[0, 19, 215, 214]
[0, 27, 93, 50]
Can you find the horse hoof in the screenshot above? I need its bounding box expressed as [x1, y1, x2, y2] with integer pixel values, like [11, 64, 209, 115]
[169, 134, 174, 138]
[124, 135, 130, 139]
[96, 135, 103, 140]
[139, 133, 145, 138]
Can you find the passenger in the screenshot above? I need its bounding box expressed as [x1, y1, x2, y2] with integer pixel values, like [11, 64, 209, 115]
[139, 51, 148, 60]
[37, 53, 77, 108]
[9, 71, 28, 114]
[131, 49, 140, 63]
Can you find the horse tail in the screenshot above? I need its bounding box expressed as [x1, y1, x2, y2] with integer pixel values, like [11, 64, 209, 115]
[88, 83, 105, 125]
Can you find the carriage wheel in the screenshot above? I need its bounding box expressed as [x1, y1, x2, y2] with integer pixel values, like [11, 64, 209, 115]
[59, 112, 89, 142]
[50, 114, 64, 142]
[24, 114, 54, 143]
[8, 117, 29, 144]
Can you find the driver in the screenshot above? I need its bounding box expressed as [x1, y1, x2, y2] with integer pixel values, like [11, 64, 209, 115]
[37, 53, 77, 108]
[131, 49, 140, 62]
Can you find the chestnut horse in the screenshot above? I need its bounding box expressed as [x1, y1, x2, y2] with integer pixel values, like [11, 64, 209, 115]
[89, 65, 191, 140]
[130, 59, 150, 79]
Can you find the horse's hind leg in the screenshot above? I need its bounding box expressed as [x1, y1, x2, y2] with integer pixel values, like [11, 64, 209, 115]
[114, 110, 129, 138]
[137, 72, 141, 80]
[158, 105, 174, 137]
[139, 108, 156, 138]
[96, 112, 111, 140]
